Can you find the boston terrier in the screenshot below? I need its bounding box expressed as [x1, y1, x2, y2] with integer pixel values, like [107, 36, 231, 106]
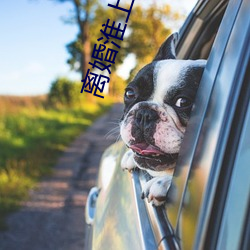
[120, 33, 206, 206]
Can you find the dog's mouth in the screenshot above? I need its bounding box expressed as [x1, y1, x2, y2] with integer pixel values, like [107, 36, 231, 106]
[129, 143, 178, 166]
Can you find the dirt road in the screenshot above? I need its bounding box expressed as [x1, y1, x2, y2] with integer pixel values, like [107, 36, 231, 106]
[0, 103, 123, 250]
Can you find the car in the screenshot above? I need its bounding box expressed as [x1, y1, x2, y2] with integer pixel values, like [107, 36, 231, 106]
[85, 0, 250, 249]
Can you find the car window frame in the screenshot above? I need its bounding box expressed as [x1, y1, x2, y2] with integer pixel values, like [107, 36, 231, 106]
[202, 1, 250, 246]
[165, 0, 233, 231]
[165, 0, 250, 249]
[193, 0, 250, 248]
[134, 0, 231, 248]
[214, 63, 250, 250]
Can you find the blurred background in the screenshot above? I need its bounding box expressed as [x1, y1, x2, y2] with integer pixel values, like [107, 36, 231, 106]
[0, 0, 196, 230]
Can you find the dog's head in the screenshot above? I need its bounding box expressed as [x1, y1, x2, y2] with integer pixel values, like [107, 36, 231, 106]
[120, 33, 206, 174]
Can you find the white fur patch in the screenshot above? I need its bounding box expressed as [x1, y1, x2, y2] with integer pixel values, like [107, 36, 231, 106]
[152, 59, 206, 104]
[120, 118, 134, 144]
[121, 149, 135, 171]
[153, 121, 183, 154]
[142, 175, 173, 206]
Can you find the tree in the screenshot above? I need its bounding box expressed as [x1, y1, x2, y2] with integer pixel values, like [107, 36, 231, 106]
[66, 3, 127, 73]
[48, 77, 83, 107]
[65, 3, 129, 97]
[65, 3, 173, 79]
[53, 1, 177, 97]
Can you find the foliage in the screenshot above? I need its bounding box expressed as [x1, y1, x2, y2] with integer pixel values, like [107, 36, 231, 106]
[63, 2, 174, 97]
[108, 73, 126, 101]
[127, 5, 171, 64]
[64, 3, 174, 80]
[126, 4, 172, 80]
[48, 77, 83, 107]
[0, 95, 112, 230]
[66, 3, 127, 72]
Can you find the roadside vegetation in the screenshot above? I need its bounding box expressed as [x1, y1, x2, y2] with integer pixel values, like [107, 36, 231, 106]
[0, 78, 113, 230]
[0, 0, 182, 231]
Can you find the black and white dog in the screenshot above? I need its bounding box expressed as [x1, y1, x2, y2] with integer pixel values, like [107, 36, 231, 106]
[120, 33, 206, 206]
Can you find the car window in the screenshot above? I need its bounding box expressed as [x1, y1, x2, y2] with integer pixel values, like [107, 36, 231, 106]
[166, 0, 231, 231]
[177, 0, 228, 60]
[134, 0, 230, 248]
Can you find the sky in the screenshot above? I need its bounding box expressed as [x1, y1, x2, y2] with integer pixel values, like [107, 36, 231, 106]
[0, 0, 197, 96]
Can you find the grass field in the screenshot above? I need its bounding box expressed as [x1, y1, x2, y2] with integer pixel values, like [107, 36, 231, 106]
[0, 95, 112, 230]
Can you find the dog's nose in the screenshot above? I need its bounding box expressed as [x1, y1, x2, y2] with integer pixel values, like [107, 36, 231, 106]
[135, 109, 159, 130]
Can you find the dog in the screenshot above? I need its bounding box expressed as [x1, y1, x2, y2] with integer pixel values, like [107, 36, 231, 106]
[120, 33, 206, 206]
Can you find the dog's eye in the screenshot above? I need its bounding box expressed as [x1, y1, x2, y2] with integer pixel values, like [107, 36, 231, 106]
[175, 97, 192, 108]
[125, 89, 136, 100]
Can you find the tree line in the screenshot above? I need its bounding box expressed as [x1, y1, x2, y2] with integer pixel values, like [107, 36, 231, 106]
[48, 0, 179, 104]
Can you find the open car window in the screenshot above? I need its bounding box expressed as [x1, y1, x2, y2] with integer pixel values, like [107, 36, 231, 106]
[177, 0, 228, 60]
[135, 0, 231, 247]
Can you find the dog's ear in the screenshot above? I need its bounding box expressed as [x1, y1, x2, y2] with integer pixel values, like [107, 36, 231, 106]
[153, 32, 179, 61]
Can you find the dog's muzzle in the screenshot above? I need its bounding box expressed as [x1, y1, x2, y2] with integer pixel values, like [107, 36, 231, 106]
[135, 108, 159, 131]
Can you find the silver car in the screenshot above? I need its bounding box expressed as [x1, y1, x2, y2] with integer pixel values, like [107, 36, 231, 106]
[85, 0, 250, 249]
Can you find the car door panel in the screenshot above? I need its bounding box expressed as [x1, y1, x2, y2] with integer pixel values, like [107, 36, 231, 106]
[92, 142, 159, 250]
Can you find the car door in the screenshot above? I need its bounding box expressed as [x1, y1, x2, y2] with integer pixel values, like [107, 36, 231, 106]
[85, 0, 250, 249]
[166, 0, 250, 248]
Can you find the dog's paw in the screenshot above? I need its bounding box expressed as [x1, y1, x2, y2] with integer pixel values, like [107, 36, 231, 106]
[141, 175, 172, 206]
[121, 149, 135, 172]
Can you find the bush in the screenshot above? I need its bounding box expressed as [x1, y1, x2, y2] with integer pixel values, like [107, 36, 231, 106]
[0, 96, 112, 230]
[48, 77, 83, 107]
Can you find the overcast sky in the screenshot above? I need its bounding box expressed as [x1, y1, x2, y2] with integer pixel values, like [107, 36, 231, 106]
[0, 0, 197, 96]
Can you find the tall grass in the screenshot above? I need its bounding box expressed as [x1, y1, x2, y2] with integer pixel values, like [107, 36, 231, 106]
[0, 95, 113, 230]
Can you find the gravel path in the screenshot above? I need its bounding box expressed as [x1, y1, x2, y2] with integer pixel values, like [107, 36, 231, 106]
[0, 103, 123, 250]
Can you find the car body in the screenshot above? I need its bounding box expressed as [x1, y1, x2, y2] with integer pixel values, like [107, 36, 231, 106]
[85, 0, 250, 249]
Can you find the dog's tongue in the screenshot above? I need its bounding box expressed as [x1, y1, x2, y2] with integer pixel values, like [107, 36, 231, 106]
[130, 143, 163, 155]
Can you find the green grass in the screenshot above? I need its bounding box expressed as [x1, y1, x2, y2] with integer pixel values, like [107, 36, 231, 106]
[0, 97, 112, 230]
